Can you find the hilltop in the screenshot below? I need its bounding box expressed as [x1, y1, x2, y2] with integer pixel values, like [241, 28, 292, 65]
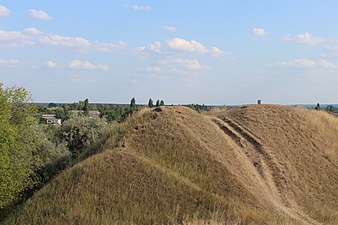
[3, 105, 338, 225]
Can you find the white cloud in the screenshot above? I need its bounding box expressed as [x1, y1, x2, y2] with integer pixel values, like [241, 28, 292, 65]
[283, 32, 326, 45]
[137, 38, 224, 57]
[0, 59, 20, 66]
[23, 27, 43, 36]
[174, 58, 206, 70]
[147, 41, 163, 54]
[30, 9, 53, 20]
[68, 60, 109, 71]
[0, 5, 10, 16]
[162, 26, 177, 32]
[252, 28, 268, 37]
[274, 58, 336, 69]
[0, 29, 34, 48]
[46, 60, 57, 69]
[167, 38, 209, 53]
[126, 5, 151, 11]
[39, 34, 91, 49]
[167, 38, 224, 57]
[210, 47, 224, 57]
[0, 27, 126, 52]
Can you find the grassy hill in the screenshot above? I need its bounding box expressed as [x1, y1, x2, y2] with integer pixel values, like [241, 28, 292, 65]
[3, 105, 338, 225]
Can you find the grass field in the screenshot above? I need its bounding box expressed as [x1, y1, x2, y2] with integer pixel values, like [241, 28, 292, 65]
[3, 105, 337, 225]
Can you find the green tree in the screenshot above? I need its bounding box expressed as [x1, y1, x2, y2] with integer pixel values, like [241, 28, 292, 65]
[327, 105, 334, 112]
[160, 100, 164, 106]
[130, 97, 136, 115]
[130, 97, 136, 108]
[315, 103, 321, 110]
[59, 115, 108, 158]
[156, 100, 160, 107]
[76, 101, 84, 110]
[0, 83, 37, 208]
[83, 98, 89, 115]
[148, 98, 154, 108]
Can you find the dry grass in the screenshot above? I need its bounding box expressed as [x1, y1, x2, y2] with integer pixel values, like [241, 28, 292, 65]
[3, 105, 337, 225]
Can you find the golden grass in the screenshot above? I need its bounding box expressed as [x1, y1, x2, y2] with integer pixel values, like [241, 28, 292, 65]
[3, 105, 337, 225]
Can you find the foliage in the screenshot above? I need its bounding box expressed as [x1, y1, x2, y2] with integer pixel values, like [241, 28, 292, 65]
[315, 103, 321, 110]
[0, 83, 37, 209]
[130, 97, 136, 108]
[148, 98, 154, 108]
[184, 104, 216, 112]
[160, 100, 164, 106]
[0, 83, 72, 210]
[98, 105, 131, 123]
[155, 100, 160, 107]
[326, 105, 334, 112]
[59, 115, 108, 157]
[83, 99, 89, 115]
[32, 125, 70, 171]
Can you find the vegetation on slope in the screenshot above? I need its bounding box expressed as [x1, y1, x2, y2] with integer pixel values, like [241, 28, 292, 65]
[3, 105, 338, 225]
[221, 105, 338, 224]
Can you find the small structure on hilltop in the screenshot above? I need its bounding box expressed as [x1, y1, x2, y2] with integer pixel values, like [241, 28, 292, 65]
[257, 100, 262, 104]
[41, 114, 62, 126]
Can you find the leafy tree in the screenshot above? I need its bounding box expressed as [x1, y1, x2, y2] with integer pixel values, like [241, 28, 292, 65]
[59, 115, 108, 158]
[156, 100, 160, 107]
[0, 83, 37, 208]
[148, 98, 154, 108]
[326, 105, 334, 112]
[48, 102, 57, 108]
[77, 101, 84, 110]
[55, 107, 69, 121]
[160, 100, 165, 106]
[0, 84, 72, 209]
[32, 124, 70, 172]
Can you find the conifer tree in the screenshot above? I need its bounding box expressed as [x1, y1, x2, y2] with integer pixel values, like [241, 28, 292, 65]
[83, 98, 89, 115]
[148, 98, 154, 108]
[130, 97, 136, 108]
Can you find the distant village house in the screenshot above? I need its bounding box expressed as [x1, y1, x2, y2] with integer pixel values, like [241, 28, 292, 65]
[41, 114, 62, 126]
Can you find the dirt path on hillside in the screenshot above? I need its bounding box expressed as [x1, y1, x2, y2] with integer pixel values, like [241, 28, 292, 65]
[211, 116, 320, 225]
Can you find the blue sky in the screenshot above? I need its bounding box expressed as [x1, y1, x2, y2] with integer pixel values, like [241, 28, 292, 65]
[0, 1, 337, 105]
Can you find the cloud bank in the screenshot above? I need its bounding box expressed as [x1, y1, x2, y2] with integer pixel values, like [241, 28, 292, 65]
[0, 27, 126, 52]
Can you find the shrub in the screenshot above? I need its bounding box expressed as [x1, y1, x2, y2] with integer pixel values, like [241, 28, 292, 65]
[59, 115, 108, 157]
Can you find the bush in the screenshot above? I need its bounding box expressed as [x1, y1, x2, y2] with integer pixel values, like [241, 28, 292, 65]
[59, 115, 108, 157]
[32, 125, 70, 171]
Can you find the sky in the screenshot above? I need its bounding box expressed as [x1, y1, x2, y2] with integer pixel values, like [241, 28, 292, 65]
[0, 0, 338, 105]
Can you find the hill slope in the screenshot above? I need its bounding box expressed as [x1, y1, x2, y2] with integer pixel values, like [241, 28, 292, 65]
[3, 105, 338, 225]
